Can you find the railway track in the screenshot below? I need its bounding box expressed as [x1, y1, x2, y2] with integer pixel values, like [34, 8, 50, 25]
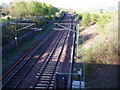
[33, 31, 69, 89]
[32, 15, 73, 89]
[2, 31, 61, 88]
[2, 13, 74, 89]
[2, 31, 55, 80]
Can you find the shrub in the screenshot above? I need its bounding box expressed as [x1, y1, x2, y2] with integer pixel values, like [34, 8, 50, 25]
[97, 13, 112, 29]
[78, 11, 118, 64]
[90, 13, 99, 24]
[7, 17, 11, 20]
[82, 13, 91, 26]
[81, 11, 112, 28]
[78, 13, 82, 20]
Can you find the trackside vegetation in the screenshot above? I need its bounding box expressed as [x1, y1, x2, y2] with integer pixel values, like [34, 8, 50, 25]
[10, 1, 59, 19]
[76, 10, 119, 88]
[78, 11, 118, 64]
[2, 1, 64, 45]
[81, 11, 112, 29]
[2, 1, 64, 70]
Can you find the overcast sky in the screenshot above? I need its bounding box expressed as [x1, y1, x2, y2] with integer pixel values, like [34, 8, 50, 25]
[0, 0, 119, 9]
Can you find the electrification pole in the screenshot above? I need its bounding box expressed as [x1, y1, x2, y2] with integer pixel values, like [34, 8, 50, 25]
[76, 24, 79, 58]
[14, 23, 19, 52]
[74, 14, 79, 58]
[9, 21, 36, 55]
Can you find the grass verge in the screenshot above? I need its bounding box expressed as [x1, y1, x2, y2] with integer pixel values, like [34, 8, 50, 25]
[77, 11, 119, 88]
[0, 19, 8, 23]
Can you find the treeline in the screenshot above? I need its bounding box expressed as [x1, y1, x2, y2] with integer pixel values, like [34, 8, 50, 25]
[76, 10, 113, 30]
[81, 11, 112, 29]
[10, 1, 59, 19]
[2, 1, 63, 45]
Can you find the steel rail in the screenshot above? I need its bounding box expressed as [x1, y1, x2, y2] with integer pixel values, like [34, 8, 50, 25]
[47, 17, 72, 89]
[32, 30, 65, 89]
[2, 14, 67, 89]
[47, 28, 70, 90]
[32, 15, 69, 89]
[2, 31, 57, 89]
[2, 15, 64, 81]
[33, 15, 72, 89]
[1, 31, 55, 81]
[13, 31, 63, 89]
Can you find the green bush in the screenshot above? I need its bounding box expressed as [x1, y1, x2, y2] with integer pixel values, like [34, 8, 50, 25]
[97, 13, 112, 29]
[90, 13, 99, 24]
[81, 12, 112, 28]
[78, 13, 82, 20]
[82, 13, 91, 26]
[7, 17, 11, 20]
[35, 19, 47, 27]
[78, 11, 117, 64]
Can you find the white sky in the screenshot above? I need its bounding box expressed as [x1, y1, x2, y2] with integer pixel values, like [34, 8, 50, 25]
[0, 0, 119, 9]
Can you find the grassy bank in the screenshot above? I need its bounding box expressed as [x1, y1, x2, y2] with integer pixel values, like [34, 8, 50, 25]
[79, 11, 118, 64]
[74, 10, 119, 88]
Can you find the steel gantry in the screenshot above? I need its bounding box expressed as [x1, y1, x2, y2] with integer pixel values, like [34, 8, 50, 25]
[9, 21, 39, 53]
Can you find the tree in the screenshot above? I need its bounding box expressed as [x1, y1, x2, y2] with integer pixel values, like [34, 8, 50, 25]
[82, 13, 91, 26]
[47, 5, 58, 17]
[10, 1, 59, 19]
[41, 3, 48, 16]
[11, 1, 28, 18]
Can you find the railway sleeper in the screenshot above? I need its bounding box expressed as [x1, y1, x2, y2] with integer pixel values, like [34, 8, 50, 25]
[41, 76, 51, 78]
[42, 72, 53, 74]
[40, 78, 54, 80]
[42, 73, 53, 76]
[39, 69, 53, 72]
[43, 73, 55, 75]
[36, 83, 54, 87]
[35, 87, 46, 89]
[49, 86, 54, 89]
[35, 86, 53, 89]
[39, 81, 54, 84]
[40, 81, 50, 83]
